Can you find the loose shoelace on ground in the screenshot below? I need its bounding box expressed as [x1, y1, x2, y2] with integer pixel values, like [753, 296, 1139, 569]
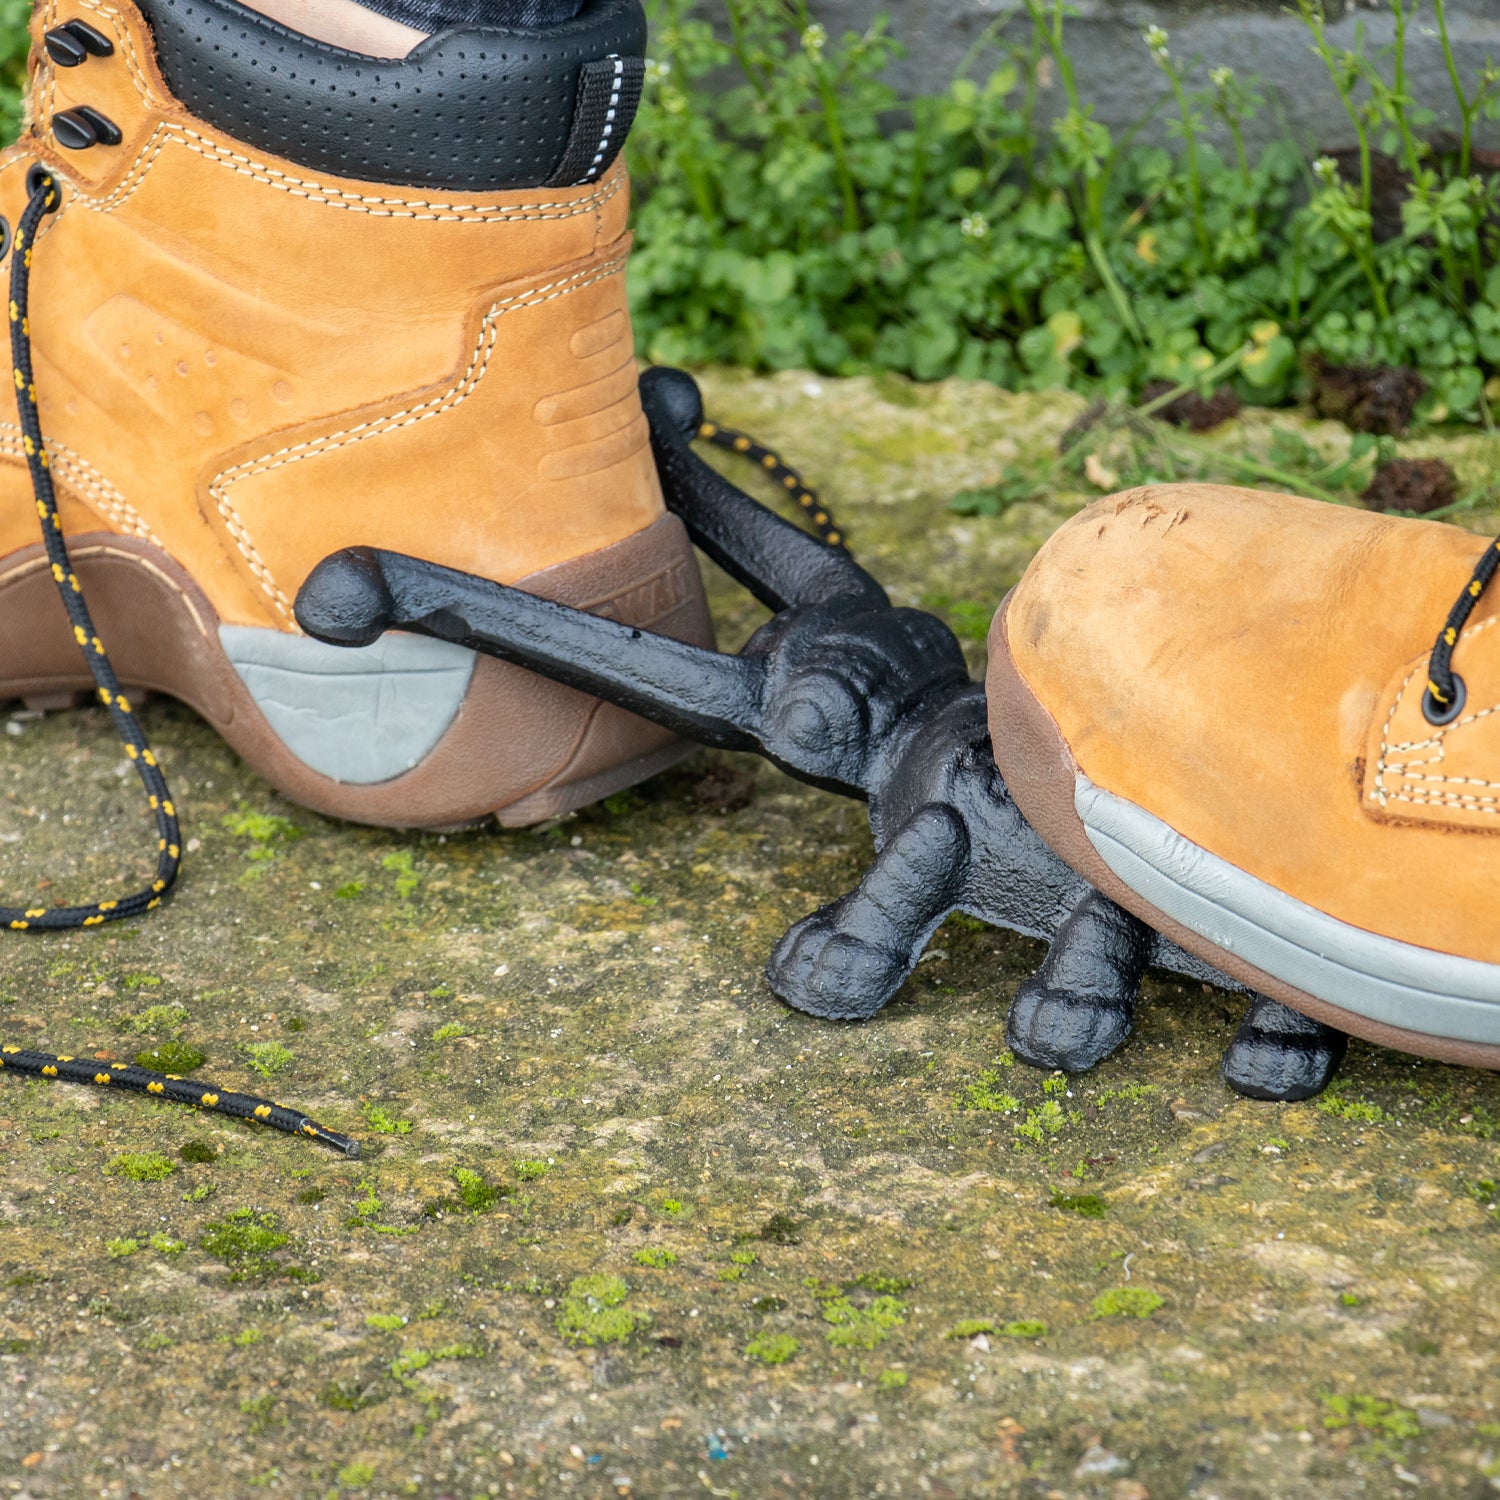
[1425, 534, 1500, 723]
[0, 169, 843, 1150]
[0, 1045, 361, 1155]
[1, 167, 357, 1154]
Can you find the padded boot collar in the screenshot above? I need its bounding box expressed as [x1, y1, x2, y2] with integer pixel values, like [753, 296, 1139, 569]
[132, 0, 645, 189]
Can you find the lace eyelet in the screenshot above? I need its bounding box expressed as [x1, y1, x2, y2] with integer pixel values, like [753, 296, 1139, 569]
[53, 105, 121, 151]
[43, 19, 113, 65]
[66, 19, 115, 57]
[44, 26, 87, 67]
[25, 164, 57, 200]
[0, 216, 11, 263]
[1422, 672, 1466, 726]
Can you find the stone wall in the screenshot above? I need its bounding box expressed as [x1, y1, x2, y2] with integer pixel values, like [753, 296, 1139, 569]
[796, 0, 1499, 151]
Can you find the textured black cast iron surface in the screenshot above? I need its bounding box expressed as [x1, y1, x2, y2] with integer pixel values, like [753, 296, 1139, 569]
[295, 368, 1347, 1102]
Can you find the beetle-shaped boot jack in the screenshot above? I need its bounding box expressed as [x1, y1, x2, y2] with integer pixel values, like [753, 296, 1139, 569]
[296, 367, 1352, 1103]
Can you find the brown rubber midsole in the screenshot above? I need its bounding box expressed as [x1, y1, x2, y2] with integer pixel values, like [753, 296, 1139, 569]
[987, 592, 1500, 1072]
[0, 515, 713, 830]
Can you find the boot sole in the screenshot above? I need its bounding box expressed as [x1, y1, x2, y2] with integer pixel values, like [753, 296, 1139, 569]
[988, 594, 1500, 1072]
[0, 515, 712, 830]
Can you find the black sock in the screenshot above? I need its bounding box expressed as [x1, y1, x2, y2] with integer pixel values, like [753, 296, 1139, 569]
[353, 0, 585, 30]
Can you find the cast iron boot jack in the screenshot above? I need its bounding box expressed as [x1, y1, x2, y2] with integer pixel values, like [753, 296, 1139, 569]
[295, 367, 1349, 1104]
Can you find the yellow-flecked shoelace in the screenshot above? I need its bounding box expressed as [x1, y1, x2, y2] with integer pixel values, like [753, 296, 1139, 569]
[2, 166, 180, 930]
[0, 166, 356, 1155]
[1423, 533, 1500, 724]
[0, 167, 842, 1155]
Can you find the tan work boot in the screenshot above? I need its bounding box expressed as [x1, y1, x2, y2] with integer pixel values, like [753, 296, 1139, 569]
[0, 0, 712, 830]
[988, 483, 1500, 1071]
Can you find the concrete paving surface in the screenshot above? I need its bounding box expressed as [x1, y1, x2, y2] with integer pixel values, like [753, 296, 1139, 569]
[1, 371, 1499, 1498]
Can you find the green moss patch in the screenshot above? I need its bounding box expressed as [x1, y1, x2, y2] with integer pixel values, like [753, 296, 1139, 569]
[105, 1152, 175, 1183]
[821, 1294, 906, 1350]
[134, 1042, 206, 1075]
[958, 1069, 1020, 1114]
[633, 1247, 678, 1268]
[946, 1318, 996, 1339]
[243, 1041, 293, 1078]
[454, 1168, 506, 1212]
[556, 1274, 645, 1346]
[1316, 1092, 1391, 1124]
[1001, 1319, 1048, 1339]
[1049, 1190, 1107, 1218]
[1091, 1287, 1164, 1320]
[745, 1332, 800, 1366]
[362, 1103, 412, 1136]
[200, 1208, 312, 1284]
[1320, 1394, 1421, 1444]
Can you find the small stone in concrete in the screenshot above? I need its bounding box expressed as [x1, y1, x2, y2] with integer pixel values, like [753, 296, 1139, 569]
[1076, 1444, 1130, 1478]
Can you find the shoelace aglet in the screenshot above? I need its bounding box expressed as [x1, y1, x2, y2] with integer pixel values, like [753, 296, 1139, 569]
[300, 1118, 362, 1158]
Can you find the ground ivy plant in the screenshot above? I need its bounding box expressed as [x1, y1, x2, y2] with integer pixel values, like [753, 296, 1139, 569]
[629, 0, 1500, 424]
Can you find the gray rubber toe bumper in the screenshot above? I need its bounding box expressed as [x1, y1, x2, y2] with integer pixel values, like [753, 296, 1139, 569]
[220, 626, 476, 786]
[1076, 775, 1500, 1047]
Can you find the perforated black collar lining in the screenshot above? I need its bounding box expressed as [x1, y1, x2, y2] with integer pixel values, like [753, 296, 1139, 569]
[133, 0, 645, 190]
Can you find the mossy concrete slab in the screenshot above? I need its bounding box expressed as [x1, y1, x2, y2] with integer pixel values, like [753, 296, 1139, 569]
[0, 372, 1498, 1498]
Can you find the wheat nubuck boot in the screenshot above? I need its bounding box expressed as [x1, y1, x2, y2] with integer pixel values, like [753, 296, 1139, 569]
[987, 483, 1500, 1072]
[0, 0, 713, 830]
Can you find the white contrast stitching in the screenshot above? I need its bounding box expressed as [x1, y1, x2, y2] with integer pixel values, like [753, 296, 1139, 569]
[1374, 613, 1500, 810]
[80, 2, 156, 101]
[42, 0, 57, 130]
[0, 424, 161, 547]
[1383, 735, 1442, 755]
[80, 122, 624, 220]
[18, 4, 630, 625]
[1389, 768, 1500, 789]
[1371, 665, 1415, 808]
[210, 253, 629, 623]
[1382, 791, 1500, 813]
[38, 4, 618, 222]
[38, 0, 155, 133]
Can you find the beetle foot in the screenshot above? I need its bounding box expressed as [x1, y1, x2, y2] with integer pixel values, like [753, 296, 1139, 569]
[1221, 994, 1347, 1101]
[1006, 973, 1134, 1073]
[765, 906, 913, 1023]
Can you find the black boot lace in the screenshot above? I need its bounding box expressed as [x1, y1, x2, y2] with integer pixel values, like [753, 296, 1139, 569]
[2, 167, 180, 929]
[1423, 534, 1500, 725]
[0, 167, 357, 1155]
[0, 165, 838, 1155]
[696, 418, 847, 551]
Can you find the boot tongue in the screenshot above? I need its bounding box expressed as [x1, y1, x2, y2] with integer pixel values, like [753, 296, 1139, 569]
[132, 0, 645, 191]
